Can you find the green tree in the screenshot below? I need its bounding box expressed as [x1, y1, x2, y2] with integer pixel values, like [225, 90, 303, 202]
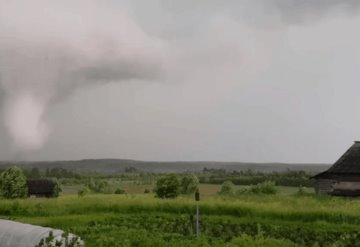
[0, 166, 28, 199]
[52, 178, 62, 197]
[250, 181, 277, 194]
[87, 178, 111, 193]
[154, 175, 180, 199]
[45, 168, 50, 177]
[78, 186, 90, 197]
[114, 188, 126, 194]
[219, 180, 235, 195]
[180, 175, 199, 194]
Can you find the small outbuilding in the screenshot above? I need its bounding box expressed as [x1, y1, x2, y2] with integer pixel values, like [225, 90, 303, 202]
[313, 141, 360, 196]
[27, 179, 61, 198]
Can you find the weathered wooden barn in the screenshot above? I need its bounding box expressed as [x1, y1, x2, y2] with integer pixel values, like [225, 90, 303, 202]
[27, 179, 61, 198]
[313, 141, 360, 196]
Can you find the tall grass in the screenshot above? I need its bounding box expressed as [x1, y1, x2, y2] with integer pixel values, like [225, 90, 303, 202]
[2, 193, 360, 246]
[1, 194, 360, 223]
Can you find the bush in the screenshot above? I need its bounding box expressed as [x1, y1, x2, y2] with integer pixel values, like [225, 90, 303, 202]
[36, 231, 83, 247]
[52, 179, 62, 197]
[78, 186, 90, 197]
[180, 175, 199, 194]
[236, 182, 277, 195]
[219, 181, 235, 195]
[250, 181, 277, 194]
[154, 175, 180, 199]
[115, 188, 126, 194]
[87, 179, 112, 193]
[227, 234, 297, 247]
[0, 166, 28, 199]
[295, 186, 312, 197]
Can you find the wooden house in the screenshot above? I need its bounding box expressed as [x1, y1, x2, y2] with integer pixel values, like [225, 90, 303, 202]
[27, 179, 60, 198]
[313, 141, 360, 196]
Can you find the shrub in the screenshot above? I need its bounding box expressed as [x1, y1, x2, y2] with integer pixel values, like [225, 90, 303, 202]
[52, 178, 62, 197]
[180, 175, 199, 194]
[154, 175, 180, 199]
[36, 231, 84, 247]
[219, 181, 235, 195]
[295, 186, 312, 196]
[0, 166, 28, 199]
[250, 181, 277, 195]
[78, 186, 90, 197]
[87, 179, 111, 193]
[228, 234, 297, 247]
[115, 188, 126, 194]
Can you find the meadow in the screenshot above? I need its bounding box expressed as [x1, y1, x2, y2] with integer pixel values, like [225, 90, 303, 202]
[1, 185, 360, 247]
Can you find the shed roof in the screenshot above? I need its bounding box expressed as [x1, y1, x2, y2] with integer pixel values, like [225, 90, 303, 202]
[27, 179, 56, 195]
[314, 141, 360, 179]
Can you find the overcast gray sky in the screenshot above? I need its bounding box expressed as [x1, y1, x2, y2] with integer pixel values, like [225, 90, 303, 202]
[0, 0, 360, 163]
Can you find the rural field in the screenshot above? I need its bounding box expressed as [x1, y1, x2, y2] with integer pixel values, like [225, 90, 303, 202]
[2, 183, 360, 247]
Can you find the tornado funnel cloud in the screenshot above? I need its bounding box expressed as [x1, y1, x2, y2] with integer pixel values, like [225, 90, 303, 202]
[0, 0, 164, 152]
[4, 92, 50, 151]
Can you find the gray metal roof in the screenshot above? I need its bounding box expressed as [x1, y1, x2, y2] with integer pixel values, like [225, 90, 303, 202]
[0, 219, 82, 247]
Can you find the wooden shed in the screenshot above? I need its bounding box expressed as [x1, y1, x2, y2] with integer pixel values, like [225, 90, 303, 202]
[27, 179, 61, 198]
[313, 141, 360, 196]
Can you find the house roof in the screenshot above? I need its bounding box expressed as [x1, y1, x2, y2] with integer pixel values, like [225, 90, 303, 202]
[313, 141, 360, 179]
[27, 179, 56, 195]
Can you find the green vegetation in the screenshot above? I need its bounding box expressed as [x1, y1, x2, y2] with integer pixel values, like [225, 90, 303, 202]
[86, 179, 112, 194]
[180, 175, 199, 194]
[199, 170, 314, 187]
[0, 159, 330, 174]
[154, 174, 181, 198]
[219, 181, 235, 195]
[237, 181, 277, 195]
[114, 188, 126, 194]
[36, 231, 82, 247]
[1, 164, 356, 246]
[2, 193, 360, 246]
[77, 186, 90, 198]
[0, 166, 28, 199]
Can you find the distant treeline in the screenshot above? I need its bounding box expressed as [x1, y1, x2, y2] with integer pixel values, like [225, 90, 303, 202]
[198, 169, 314, 187]
[0, 159, 329, 174]
[0, 166, 315, 188]
[23, 167, 81, 179]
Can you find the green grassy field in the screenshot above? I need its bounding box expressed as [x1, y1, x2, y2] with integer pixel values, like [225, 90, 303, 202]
[1, 186, 360, 247]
